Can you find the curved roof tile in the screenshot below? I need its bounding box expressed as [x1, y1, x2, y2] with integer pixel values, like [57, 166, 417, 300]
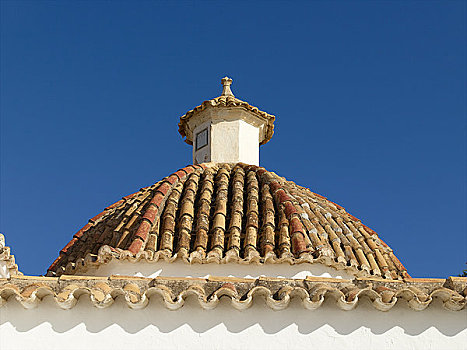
[47, 163, 409, 279]
[3, 275, 465, 311]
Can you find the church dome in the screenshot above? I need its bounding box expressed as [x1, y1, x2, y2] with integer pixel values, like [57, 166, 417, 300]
[47, 78, 409, 280]
[47, 162, 408, 280]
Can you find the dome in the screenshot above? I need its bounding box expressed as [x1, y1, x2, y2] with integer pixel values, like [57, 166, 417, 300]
[47, 163, 408, 279]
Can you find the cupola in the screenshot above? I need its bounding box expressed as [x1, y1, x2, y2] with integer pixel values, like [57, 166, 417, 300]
[47, 77, 409, 281]
[178, 77, 275, 165]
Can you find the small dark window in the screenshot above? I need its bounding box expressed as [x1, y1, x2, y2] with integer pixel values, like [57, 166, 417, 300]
[195, 128, 208, 151]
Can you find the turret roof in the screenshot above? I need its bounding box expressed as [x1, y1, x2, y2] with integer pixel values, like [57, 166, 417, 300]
[178, 78, 275, 145]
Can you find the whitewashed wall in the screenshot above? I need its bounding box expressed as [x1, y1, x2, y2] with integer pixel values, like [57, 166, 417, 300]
[1, 295, 465, 350]
[0, 261, 9, 278]
[88, 260, 355, 279]
[209, 119, 260, 165]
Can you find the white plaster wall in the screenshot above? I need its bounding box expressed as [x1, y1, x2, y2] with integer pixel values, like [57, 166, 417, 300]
[0, 261, 9, 278]
[210, 120, 241, 164]
[88, 260, 355, 280]
[1, 295, 465, 350]
[210, 119, 259, 165]
[192, 119, 260, 165]
[238, 120, 259, 166]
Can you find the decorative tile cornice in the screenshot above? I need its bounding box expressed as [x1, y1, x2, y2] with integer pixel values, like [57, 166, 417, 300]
[1, 275, 465, 311]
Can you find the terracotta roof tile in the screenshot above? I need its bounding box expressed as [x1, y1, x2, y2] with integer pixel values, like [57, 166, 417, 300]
[1, 275, 465, 311]
[47, 163, 410, 279]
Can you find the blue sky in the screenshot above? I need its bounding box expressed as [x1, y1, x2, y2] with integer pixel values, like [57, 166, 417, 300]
[1, 1, 465, 277]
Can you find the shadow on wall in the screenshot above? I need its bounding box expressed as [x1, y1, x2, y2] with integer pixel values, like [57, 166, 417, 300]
[1, 295, 466, 336]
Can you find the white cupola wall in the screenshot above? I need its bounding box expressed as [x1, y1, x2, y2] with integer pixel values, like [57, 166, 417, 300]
[178, 77, 275, 166]
[192, 109, 261, 165]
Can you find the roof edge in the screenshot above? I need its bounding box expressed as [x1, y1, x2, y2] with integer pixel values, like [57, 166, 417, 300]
[2, 275, 465, 311]
[46, 243, 401, 279]
[178, 96, 275, 145]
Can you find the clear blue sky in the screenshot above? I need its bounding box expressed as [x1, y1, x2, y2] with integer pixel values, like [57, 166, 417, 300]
[1, 1, 465, 277]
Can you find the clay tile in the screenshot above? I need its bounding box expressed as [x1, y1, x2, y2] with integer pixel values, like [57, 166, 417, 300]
[73, 223, 92, 238]
[362, 225, 378, 236]
[143, 205, 158, 223]
[283, 201, 297, 217]
[380, 290, 395, 304]
[291, 234, 308, 255]
[47, 256, 62, 271]
[167, 175, 179, 185]
[183, 165, 195, 174]
[105, 199, 124, 210]
[123, 192, 139, 200]
[289, 217, 304, 234]
[89, 211, 105, 223]
[347, 213, 360, 222]
[276, 189, 291, 203]
[268, 181, 281, 192]
[128, 238, 143, 255]
[346, 288, 361, 302]
[151, 192, 165, 207]
[61, 238, 78, 253]
[157, 182, 171, 195]
[313, 193, 327, 200]
[220, 282, 237, 293]
[375, 286, 392, 293]
[330, 201, 344, 210]
[175, 169, 187, 180]
[135, 220, 152, 241]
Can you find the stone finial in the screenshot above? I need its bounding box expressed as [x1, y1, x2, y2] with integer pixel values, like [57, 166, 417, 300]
[221, 76, 234, 97]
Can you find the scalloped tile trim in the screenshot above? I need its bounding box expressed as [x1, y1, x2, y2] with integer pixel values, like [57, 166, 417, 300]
[1, 275, 465, 311]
